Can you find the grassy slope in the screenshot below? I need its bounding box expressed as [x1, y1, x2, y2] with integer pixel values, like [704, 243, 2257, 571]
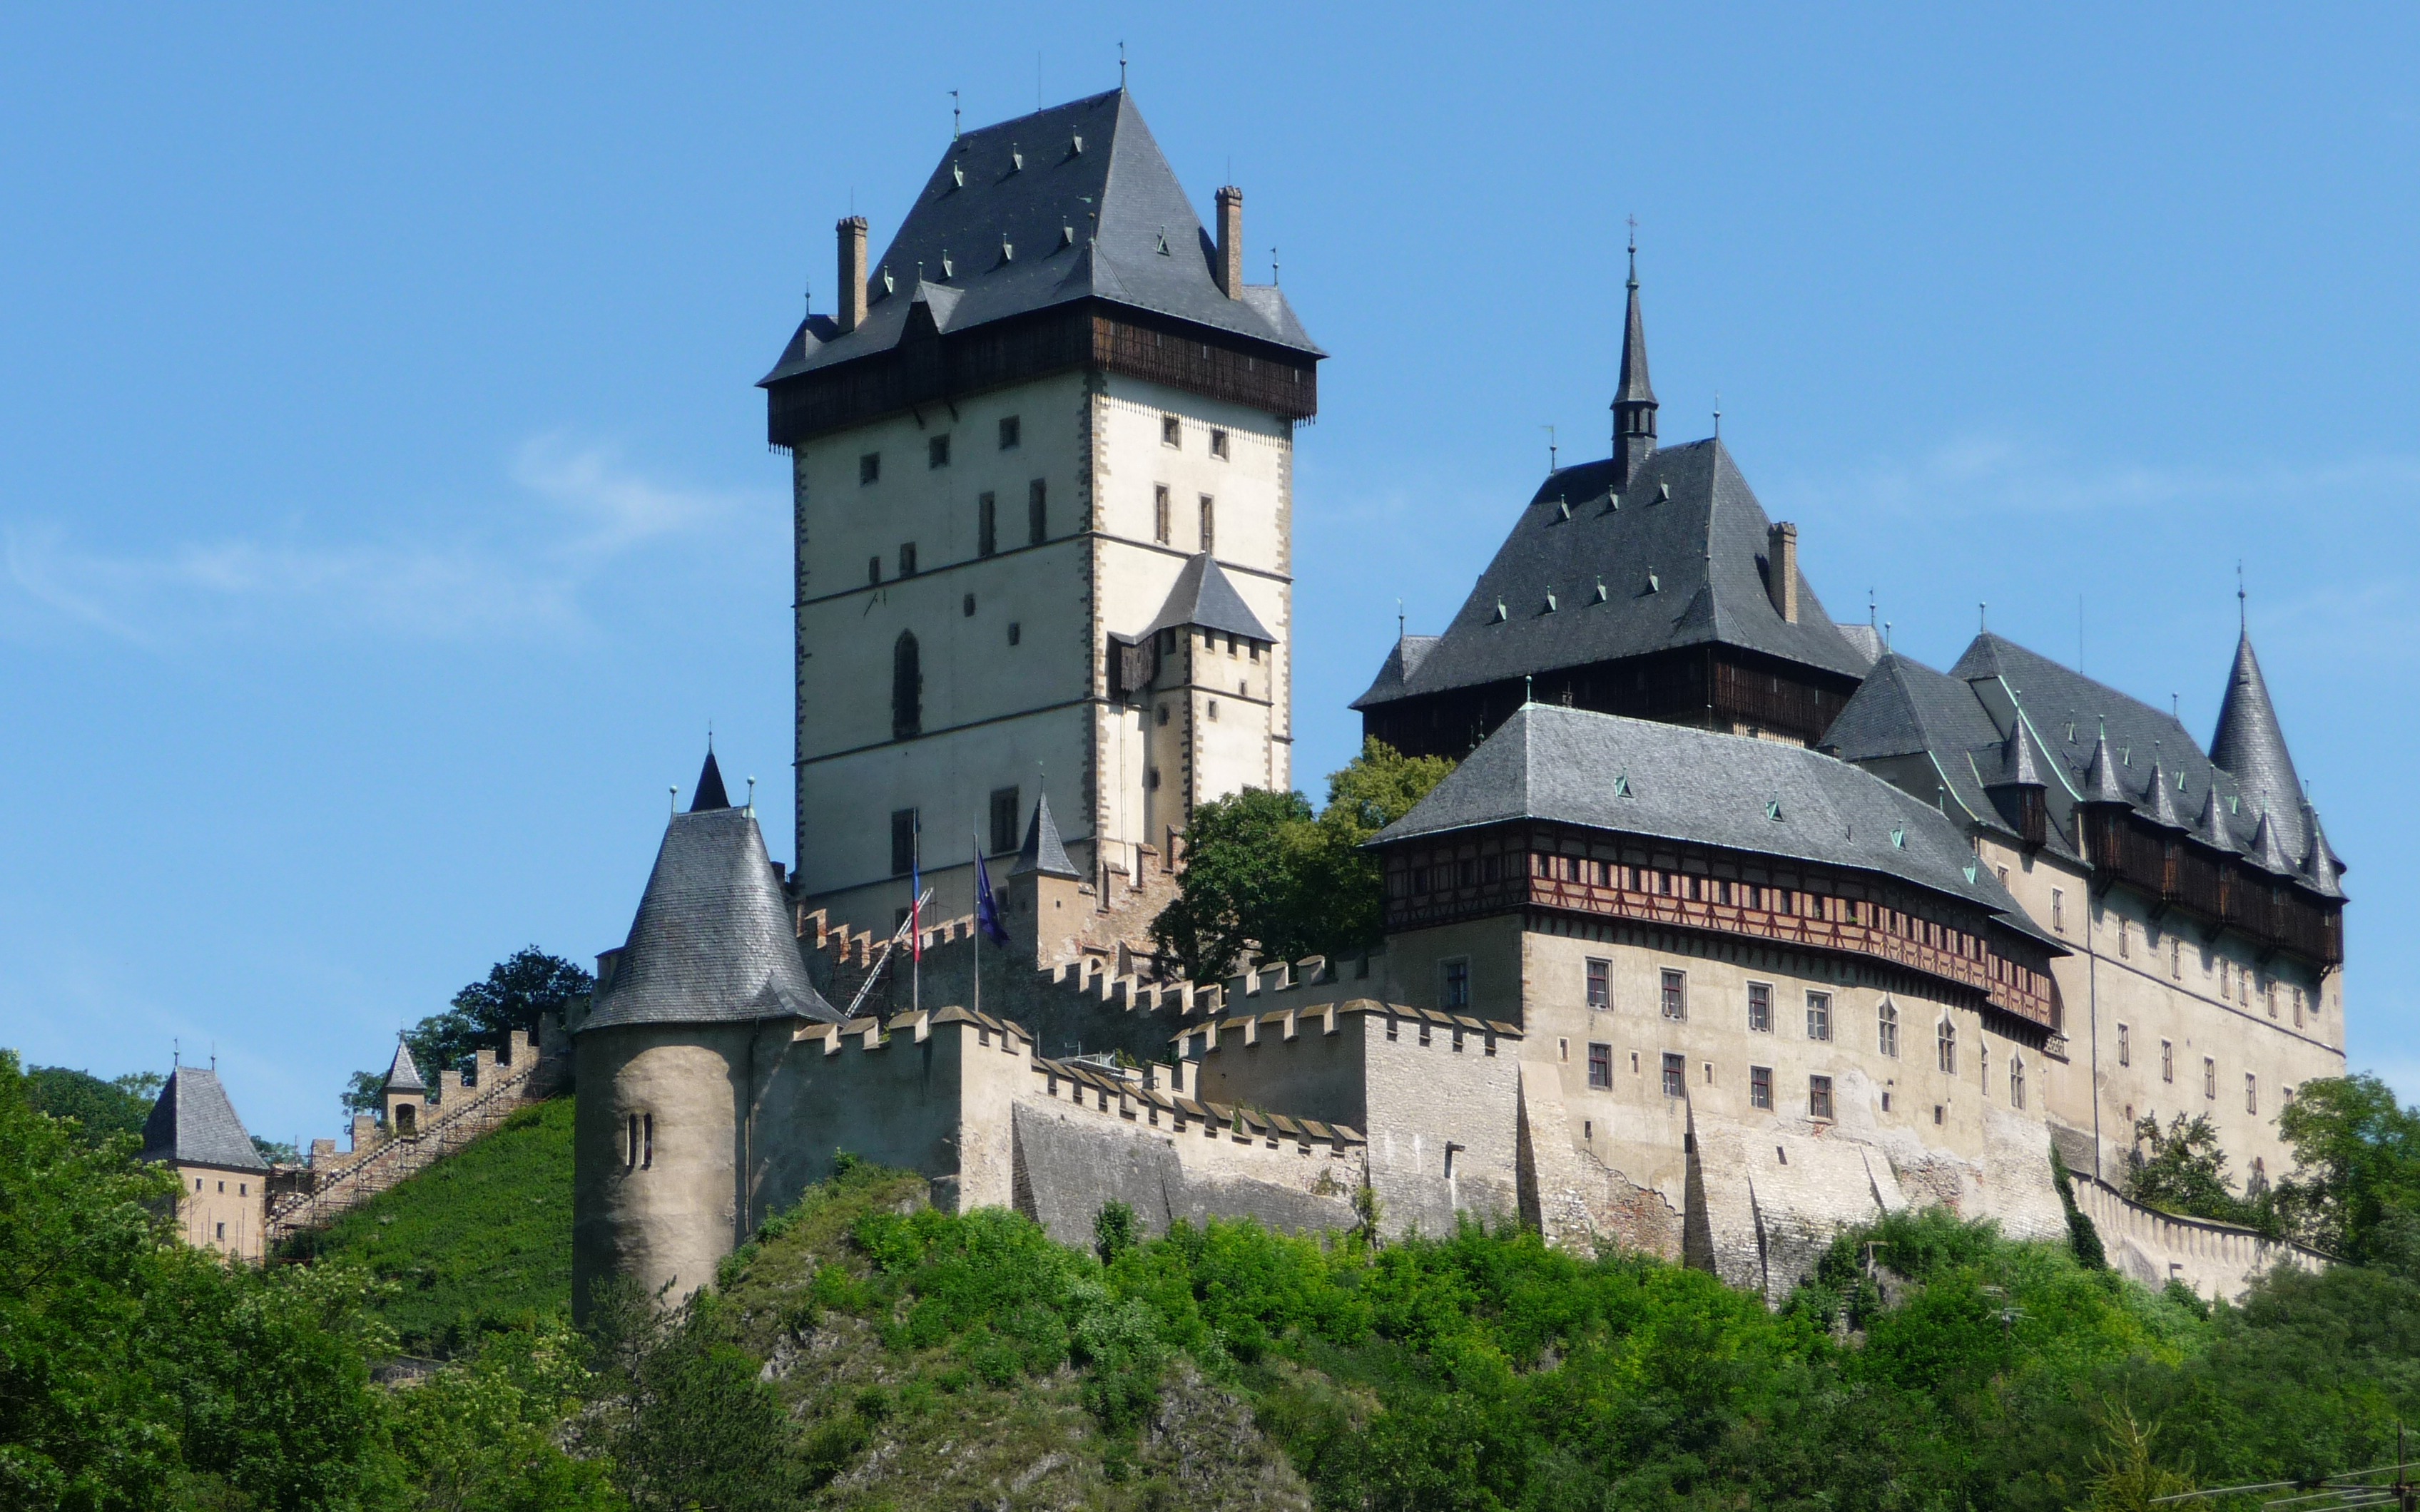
[285, 1096, 574, 1357]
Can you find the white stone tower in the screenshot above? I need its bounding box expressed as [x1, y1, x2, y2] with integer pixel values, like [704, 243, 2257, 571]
[760, 89, 1321, 935]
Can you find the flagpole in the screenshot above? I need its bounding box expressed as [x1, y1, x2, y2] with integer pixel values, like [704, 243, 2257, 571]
[911, 819, 922, 1016]
[971, 827, 982, 1020]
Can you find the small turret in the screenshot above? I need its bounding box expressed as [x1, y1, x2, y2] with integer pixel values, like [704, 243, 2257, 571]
[2192, 785, 2236, 854]
[2210, 630, 2308, 863]
[2142, 756, 2186, 830]
[1611, 234, 1657, 483]
[382, 1038, 427, 1138]
[1984, 713, 2051, 848]
[690, 748, 732, 812]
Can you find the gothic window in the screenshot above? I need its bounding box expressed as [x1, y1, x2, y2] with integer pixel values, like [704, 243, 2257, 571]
[978, 492, 997, 556]
[1878, 999, 1899, 1057]
[1937, 1019, 1958, 1074]
[1750, 1065, 1773, 1109]
[891, 633, 922, 740]
[2246, 1073, 2258, 1114]
[1027, 480, 1047, 544]
[2204, 1056, 2217, 1100]
[2052, 888, 2065, 933]
[1809, 1075, 1835, 1120]
[1747, 981, 1772, 1033]
[2118, 1023, 2131, 1066]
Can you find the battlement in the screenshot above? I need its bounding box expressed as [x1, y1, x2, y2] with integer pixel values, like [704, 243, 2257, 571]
[1028, 1052, 1366, 1155]
[1174, 996, 1520, 1058]
[791, 1003, 1033, 1055]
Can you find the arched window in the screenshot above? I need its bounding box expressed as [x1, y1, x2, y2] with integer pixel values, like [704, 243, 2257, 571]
[1878, 999, 1900, 1057]
[892, 632, 922, 740]
[1936, 1019, 1957, 1075]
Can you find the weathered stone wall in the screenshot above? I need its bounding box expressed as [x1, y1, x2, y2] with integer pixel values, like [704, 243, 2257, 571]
[2069, 1171, 2324, 1301]
[173, 1163, 268, 1262]
[572, 1024, 749, 1318]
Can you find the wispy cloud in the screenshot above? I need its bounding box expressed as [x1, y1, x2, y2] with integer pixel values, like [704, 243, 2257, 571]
[1, 438, 765, 648]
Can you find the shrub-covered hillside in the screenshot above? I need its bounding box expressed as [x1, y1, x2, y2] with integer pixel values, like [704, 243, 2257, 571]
[283, 1095, 576, 1357]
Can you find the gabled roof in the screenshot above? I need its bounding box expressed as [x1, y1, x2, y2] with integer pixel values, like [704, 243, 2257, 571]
[2209, 632, 2309, 862]
[580, 806, 838, 1034]
[1011, 793, 1079, 879]
[382, 1039, 425, 1094]
[140, 1067, 268, 1173]
[1353, 439, 1869, 710]
[761, 90, 1319, 388]
[1351, 635, 1440, 708]
[1144, 553, 1273, 641]
[1378, 705, 2060, 950]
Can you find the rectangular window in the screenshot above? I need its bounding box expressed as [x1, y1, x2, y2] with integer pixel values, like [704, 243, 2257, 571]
[1809, 1075, 1835, 1120]
[1662, 1052, 1686, 1098]
[1938, 1019, 1957, 1073]
[1747, 981, 1772, 1033]
[2246, 1073, 2259, 1114]
[890, 808, 919, 876]
[867, 554, 882, 586]
[1750, 1065, 1773, 1109]
[1028, 479, 1047, 544]
[2204, 1056, 2217, 1100]
[641, 1113, 654, 1169]
[989, 787, 1020, 856]
[2119, 919, 2130, 959]
[1588, 1042, 1612, 1088]
[2118, 1023, 2131, 1066]
[1805, 991, 1832, 1042]
[898, 541, 917, 577]
[859, 451, 880, 484]
[1660, 969, 1686, 1021]
[2052, 888, 2065, 933]
[1161, 414, 1181, 446]
[928, 434, 950, 468]
[1441, 959, 1470, 1011]
[2172, 938, 2182, 979]
[1210, 427, 1230, 458]
[1586, 957, 1610, 1009]
[1199, 495, 1216, 554]
[2293, 986, 2304, 1027]
[978, 492, 997, 556]
[998, 415, 1021, 449]
[1154, 484, 1171, 544]
[2162, 1039, 2175, 1083]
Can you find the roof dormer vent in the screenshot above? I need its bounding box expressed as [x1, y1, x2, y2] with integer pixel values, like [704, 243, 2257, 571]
[1010, 142, 1023, 171]
[1060, 223, 1074, 248]
[940, 250, 955, 279]
[951, 160, 965, 188]
[1000, 235, 1014, 262]
[1071, 133, 1084, 155]
[880, 264, 895, 295]
[1156, 225, 1171, 256]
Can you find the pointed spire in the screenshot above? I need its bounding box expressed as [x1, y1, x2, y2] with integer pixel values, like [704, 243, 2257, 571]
[2299, 802, 2345, 897]
[2080, 720, 2130, 804]
[2193, 784, 2236, 853]
[1612, 221, 1658, 482]
[2249, 807, 2294, 874]
[2142, 756, 2186, 829]
[1010, 792, 1079, 879]
[384, 1038, 426, 1094]
[690, 748, 732, 812]
[1991, 714, 2049, 788]
[2209, 630, 2307, 859]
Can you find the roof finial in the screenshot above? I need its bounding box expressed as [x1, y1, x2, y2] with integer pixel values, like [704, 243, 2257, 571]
[1119, 39, 1127, 90]
[1979, 601, 1988, 633]
[1269, 245, 1279, 285]
[2237, 558, 2247, 630]
[1626, 214, 1638, 287]
[950, 88, 960, 141]
[1525, 674, 1535, 707]
[173, 1036, 180, 1066]
[1542, 424, 1557, 471]
[1868, 588, 1876, 627]
[1397, 597, 1405, 640]
[668, 785, 678, 816]
[1883, 619, 1893, 649]
[2172, 693, 2180, 720]
[1712, 389, 1722, 439]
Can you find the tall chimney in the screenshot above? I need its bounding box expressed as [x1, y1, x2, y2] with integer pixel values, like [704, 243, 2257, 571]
[836, 215, 869, 333]
[1214, 185, 1243, 298]
[1766, 522, 1799, 623]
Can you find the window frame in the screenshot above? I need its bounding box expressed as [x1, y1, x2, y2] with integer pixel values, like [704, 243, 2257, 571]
[1587, 1041, 1612, 1089]
[1661, 1052, 1687, 1099]
[1440, 958, 1471, 1012]
[927, 433, 951, 469]
[1805, 990, 1832, 1043]
[998, 414, 1021, 450]
[1749, 1064, 1774, 1109]
[1809, 1074, 1835, 1121]
[1585, 956, 1610, 1011]
[1659, 969, 1687, 1021]
[1747, 981, 1772, 1033]
[1876, 998, 1899, 1057]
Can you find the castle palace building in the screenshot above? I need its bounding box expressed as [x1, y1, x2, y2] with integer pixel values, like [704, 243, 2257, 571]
[761, 88, 1320, 945]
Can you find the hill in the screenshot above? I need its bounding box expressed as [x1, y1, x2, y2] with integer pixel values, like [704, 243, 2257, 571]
[283, 1095, 576, 1357]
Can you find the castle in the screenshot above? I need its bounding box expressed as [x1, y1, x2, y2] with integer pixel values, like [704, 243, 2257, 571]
[542, 87, 2347, 1309]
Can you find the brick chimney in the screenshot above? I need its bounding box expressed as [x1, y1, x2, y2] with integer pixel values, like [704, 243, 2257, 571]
[1214, 186, 1243, 298]
[1766, 522, 1799, 623]
[836, 215, 869, 333]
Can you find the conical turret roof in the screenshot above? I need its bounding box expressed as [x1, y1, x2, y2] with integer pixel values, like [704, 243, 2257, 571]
[2142, 756, 2187, 829]
[1615, 260, 1654, 409]
[579, 801, 838, 1033]
[139, 1066, 269, 1172]
[1011, 792, 1079, 879]
[2300, 804, 2346, 898]
[2080, 723, 2130, 804]
[2248, 807, 2295, 874]
[690, 748, 732, 812]
[383, 1038, 426, 1093]
[2193, 785, 2237, 853]
[2210, 631, 2308, 862]
[1991, 712, 2050, 788]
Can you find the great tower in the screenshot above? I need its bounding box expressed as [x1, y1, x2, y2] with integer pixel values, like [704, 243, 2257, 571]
[761, 89, 1321, 936]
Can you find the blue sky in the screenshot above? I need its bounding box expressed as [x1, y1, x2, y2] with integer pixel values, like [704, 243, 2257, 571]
[3, 6, 2414, 1145]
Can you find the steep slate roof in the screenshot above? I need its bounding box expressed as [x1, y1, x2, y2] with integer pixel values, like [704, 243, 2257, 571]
[581, 807, 838, 1033]
[1353, 439, 1869, 709]
[1378, 705, 2060, 950]
[1145, 552, 1273, 641]
[382, 1040, 426, 1094]
[1822, 630, 2339, 889]
[2208, 632, 2309, 860]
[690, 749, 732, 812]
[1352, 635, 1441, 708]
[761, 90, 1319, 387]
[140, 1067, 269, 1172]
[1011, 793, 1080, 879]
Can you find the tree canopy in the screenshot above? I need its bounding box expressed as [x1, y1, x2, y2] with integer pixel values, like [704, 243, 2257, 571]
[1151, 740, 1455, 979]
[345, 947, 593, 1115]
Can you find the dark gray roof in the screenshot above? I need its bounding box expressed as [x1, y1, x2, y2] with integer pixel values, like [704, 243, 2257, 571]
[1992, 712, 2050, 788]
[580, 807, 838, 1033]
[1836, 623, 1886, 668]
[1615, 269, 1654, 407]
[2208, 632, 2309, 861]
[761, 91, 1319, 388]
[1824, 630, 2338, 891]
[1351, 635, 1440, 708]
[140, 1067, 268, 1172]
[1145, 553, 1273, 641]
[1011, 792, 1079, 879]
[690, 749, 731, 812]
[1353, 439, 1870, 710]
[382, 1040, 425, 1094]
[1378, 704, 2060, 949]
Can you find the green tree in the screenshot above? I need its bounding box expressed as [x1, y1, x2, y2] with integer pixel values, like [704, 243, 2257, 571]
[1150, 741, 1455, 980]
[346, 947, 594, 1113]
[24, 1066, 161, 1145]
[2272, 1074, 2420, 1262]
[2129, 1113, 2257, 1225]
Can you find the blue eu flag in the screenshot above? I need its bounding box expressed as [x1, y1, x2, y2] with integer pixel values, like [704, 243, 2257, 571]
[974, 832, 1009, 946]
